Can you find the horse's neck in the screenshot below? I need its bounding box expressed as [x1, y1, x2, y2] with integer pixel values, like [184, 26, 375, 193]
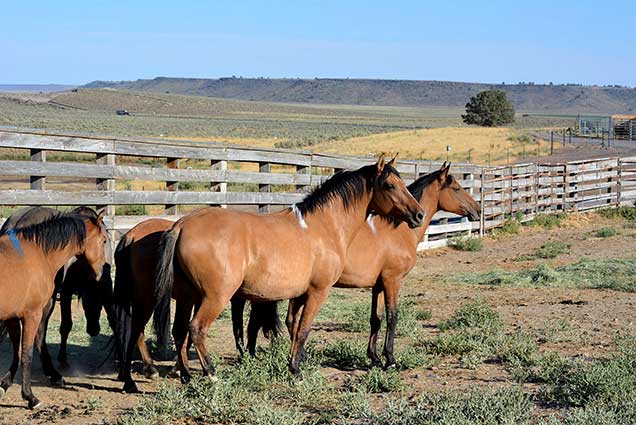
[409, 188, 440, 246]
[311, 194, 372, 252]
[47, 244, 82, 276]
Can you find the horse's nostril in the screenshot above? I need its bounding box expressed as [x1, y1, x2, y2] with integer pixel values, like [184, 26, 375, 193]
[416, 212, 425, 222]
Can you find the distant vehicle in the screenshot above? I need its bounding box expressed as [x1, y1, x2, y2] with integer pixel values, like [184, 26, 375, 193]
[116, 109, 130, 116]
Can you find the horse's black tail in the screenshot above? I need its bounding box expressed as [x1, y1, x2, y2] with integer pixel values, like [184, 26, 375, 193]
[0, 322, 7, 344]
[249, 301, 283, 340]
[155, 223, 181, 310]
[152, 290, 171, 356]
[111, 234, 134, 365]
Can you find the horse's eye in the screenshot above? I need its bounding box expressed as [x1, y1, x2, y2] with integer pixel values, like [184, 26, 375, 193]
[385, 183, 395, 190]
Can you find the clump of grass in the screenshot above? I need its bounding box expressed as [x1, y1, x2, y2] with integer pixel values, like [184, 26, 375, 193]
[588, 227, 619, 238]
[492, 217, 522, 238]
[349, 368, 403, 393]
[438, 300, 502, 331]
[320, 340, 368, 371]
[516, 241, 570, 261]
[529, 213, 567, 229]
[597, 206, 636, 221]
[395, 346, 435, 371]
[340, 296, 423, 336]
[449, 236, 483, 252]
[454, 258, 636, 292]
[371, 386, 532, 425]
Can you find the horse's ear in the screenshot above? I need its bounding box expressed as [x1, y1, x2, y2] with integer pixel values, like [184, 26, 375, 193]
[96, 210, 105, 224]
[438, 161, 450, 181]
[376, 154, 386, 176]
[387, 152, 399, 168]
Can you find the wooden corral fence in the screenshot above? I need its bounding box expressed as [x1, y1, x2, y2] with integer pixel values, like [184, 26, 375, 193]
[0, 129, 634, 253]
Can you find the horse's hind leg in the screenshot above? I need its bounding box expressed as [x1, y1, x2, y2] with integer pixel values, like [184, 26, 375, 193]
[0, 319, 21, 397]
[367, 284, 385, 368]
[57, 291, 73, 367]
[230, 297, 246, 357]
[172, 298, 195, 383]
[121, 303, 153, 393]
[36, 298, 64, 385]
[189, 294, 233, 377]
[20, 312, 44, 409]
[137, 332, 159, 379]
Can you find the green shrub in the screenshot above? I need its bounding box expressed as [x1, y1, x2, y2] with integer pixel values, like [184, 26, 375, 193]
[115, 204, 147, 215]
[597, 206, 636, 221]
[516, 241, 570, 261]
[449, 236, 483, 252]
[492, 218, 521, 238]
[438, 300, 502, 331]
[590, 227, 618, 238]
[529, 213, 567, 229]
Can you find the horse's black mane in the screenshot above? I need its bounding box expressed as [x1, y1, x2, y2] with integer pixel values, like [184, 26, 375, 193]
[296, 163, 400, 216]
[407, 169, 451, 201]
[13, 212, 86, 254]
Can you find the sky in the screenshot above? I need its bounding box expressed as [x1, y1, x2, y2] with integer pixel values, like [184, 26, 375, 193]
[2, 1, 635, 86]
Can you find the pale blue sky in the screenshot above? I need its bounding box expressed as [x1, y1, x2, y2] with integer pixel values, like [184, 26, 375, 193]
[2, 1, 634, 86]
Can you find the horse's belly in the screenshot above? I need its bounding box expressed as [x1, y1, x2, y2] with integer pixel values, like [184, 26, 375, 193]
[241, 261, 312, 301]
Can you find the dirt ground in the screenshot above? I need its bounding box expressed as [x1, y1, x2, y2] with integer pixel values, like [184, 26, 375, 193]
[0, 213, 635, 424]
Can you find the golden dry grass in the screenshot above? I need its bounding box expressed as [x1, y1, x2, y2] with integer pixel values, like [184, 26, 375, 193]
[310, 127, 554, 165]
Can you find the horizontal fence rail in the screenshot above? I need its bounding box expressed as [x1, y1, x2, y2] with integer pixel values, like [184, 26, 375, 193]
[0, 129, 633, 253]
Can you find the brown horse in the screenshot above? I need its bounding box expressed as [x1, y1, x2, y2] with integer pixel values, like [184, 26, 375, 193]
[112, 218, 175, 383]
[0, 206, 113, 385]
[238, 163, 480, 367]
[152, 156, 425, 390]
[0, 212, 107, 409]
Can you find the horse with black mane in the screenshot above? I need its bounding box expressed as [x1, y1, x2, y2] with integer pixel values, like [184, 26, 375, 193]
[0, 207, 113, 383]
[144, 155, 424, 393]
[236, 163, 481, 368]
[0, 210, 108, 408]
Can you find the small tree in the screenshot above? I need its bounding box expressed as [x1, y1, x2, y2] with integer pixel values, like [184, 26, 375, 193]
[462, 90, 515, 127]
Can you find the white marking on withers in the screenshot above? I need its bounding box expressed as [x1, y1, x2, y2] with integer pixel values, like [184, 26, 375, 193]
[366, 214, 376, 234]
[292, 204, 308, 229]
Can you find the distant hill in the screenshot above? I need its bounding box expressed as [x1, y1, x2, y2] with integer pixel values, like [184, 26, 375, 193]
[85, 77, 636, 114]
[0, 84, 77, 93]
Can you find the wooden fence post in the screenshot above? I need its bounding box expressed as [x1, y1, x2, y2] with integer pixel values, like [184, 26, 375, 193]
[210, 160, 228, 208]
[165, 157, 179, 215]
[30, 149, 46, 190]
[479, 169, 486, 237]
[95, 152, 115, 216]
[258, 162, 271, 213]
[617, 158, 622, 207]
[296, 164, 310, 194]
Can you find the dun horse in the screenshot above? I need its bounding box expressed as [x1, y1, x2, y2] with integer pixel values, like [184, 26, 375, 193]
[237, 163, 480, 367]
[0, 207, 113, 384]
[0, 212, 107, 408]
[149, 156, 425, 392]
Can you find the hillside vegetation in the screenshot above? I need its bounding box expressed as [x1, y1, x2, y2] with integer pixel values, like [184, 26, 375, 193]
[86, 77, 636, 114]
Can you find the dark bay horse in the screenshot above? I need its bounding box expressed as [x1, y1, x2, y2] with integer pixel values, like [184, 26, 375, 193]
[0, 211, 107, 408]
[0, 207, 113, 383]
[150, 156, 425, 391]
[238, 163, 481, 368]
[112, 218, 174, 382]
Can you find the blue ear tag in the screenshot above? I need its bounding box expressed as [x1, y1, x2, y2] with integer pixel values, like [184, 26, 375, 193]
[7, 229, 23, 257]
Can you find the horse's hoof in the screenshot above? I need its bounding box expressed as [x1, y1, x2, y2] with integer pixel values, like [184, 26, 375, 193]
[384, 362, 397, 370]
[28, 399, 43, 410]
[0, 387, 5, 399]
[180, 374, 191, 385]
[166, 368, 180, 379]
[143, 367, 160, 380]
[122, 381, 139, 394]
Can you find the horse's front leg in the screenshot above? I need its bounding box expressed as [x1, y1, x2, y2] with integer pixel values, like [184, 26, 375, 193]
[289, 288, 329, 375]
[57, 292, 73, 368]
[0, 318, 21, 397]
[230, 296, 246, 357]
[21, 311, 44, 409]
[367, 283, 385, 368]
[36, 298, 64, 385]
[381, 277, 402, 369]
